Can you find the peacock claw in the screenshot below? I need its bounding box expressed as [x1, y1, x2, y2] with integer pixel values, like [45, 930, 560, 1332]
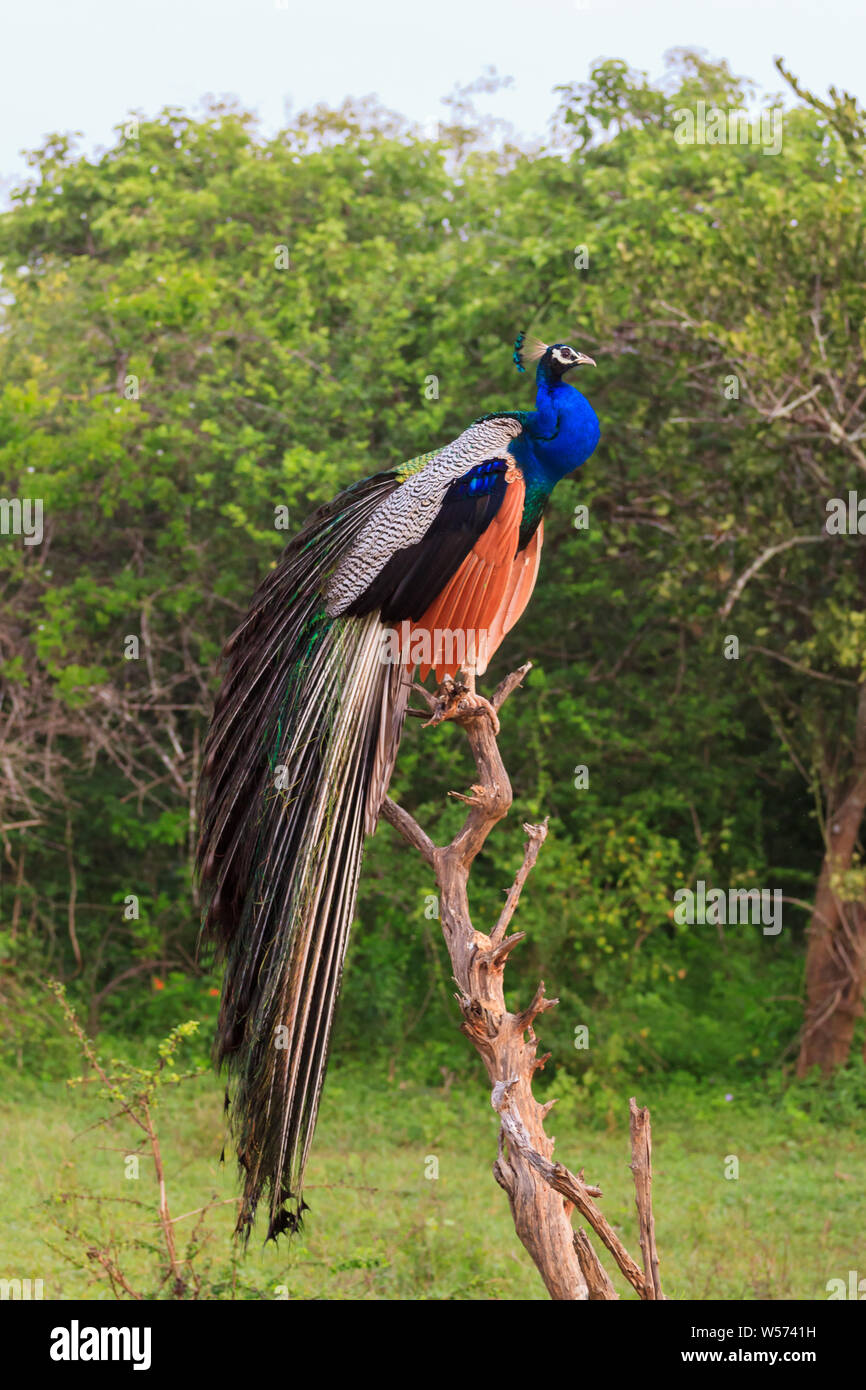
[457, 693, 500, 735]
[420, 676, 465, 727]
[455, 665, 500, 733]
[419, 676, 500, 735]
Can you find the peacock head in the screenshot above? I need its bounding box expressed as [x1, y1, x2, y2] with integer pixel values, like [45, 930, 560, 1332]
[513, 332, 596, 380]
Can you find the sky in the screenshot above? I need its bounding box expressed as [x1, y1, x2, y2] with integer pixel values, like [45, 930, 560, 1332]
[1, 0, 863, 195]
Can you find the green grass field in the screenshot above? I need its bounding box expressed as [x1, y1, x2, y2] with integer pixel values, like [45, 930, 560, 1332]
[2, 1055, 864, 1301]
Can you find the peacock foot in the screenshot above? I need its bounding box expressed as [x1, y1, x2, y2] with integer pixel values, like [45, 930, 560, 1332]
[455, 691, 501, 735]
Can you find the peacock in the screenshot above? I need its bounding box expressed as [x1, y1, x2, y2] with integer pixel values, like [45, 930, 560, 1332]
[197, 333, 601, 1239]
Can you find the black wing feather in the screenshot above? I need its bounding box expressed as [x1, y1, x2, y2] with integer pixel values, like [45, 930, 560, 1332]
[344, 462, 509, 622]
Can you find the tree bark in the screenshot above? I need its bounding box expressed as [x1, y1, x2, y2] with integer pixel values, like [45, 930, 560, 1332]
[797, 681, 866, 1075]
[387, 665, 587, 1298]
[382, 665, 666, 1300]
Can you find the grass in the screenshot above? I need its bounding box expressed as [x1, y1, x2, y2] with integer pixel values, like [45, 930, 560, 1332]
[2, 1050, 864, 1301]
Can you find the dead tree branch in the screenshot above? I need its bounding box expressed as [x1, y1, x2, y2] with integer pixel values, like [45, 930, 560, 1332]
[383, 662, 665, 1301]
[629, 1096, 664, 1299]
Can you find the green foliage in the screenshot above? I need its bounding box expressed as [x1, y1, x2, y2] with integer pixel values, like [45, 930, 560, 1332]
[35, 985, 251, 1299]
[1, 54, 864, 1105]
[3, 1063, 865, 1300]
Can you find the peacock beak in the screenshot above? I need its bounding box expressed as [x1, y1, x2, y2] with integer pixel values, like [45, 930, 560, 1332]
[573, 352, 596, 368]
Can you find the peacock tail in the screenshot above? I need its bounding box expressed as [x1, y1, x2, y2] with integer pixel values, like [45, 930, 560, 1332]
[197, 469, 408, 1238]
[197, 335, 601, 1240]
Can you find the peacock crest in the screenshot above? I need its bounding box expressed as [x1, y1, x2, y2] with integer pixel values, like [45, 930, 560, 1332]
[513, 331, 549, 373]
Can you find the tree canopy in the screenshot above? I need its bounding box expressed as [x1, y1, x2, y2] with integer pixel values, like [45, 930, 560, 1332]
[1, 51, 864, 1096]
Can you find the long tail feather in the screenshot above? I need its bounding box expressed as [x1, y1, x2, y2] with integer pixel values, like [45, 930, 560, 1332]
[197, 471, 407, 1239]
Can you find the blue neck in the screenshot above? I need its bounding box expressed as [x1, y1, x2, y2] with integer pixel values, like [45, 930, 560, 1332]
[509, 369, 600, 488]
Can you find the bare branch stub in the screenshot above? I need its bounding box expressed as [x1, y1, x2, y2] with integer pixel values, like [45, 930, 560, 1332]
[629, 1095, 665, 1299]
[383, 662, 665, 1302]
[380, 796, 435, 866]
[574, 1228, 619, 1301]
[492, 1080, 647, 1297]
[492, 818, 549, 944]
